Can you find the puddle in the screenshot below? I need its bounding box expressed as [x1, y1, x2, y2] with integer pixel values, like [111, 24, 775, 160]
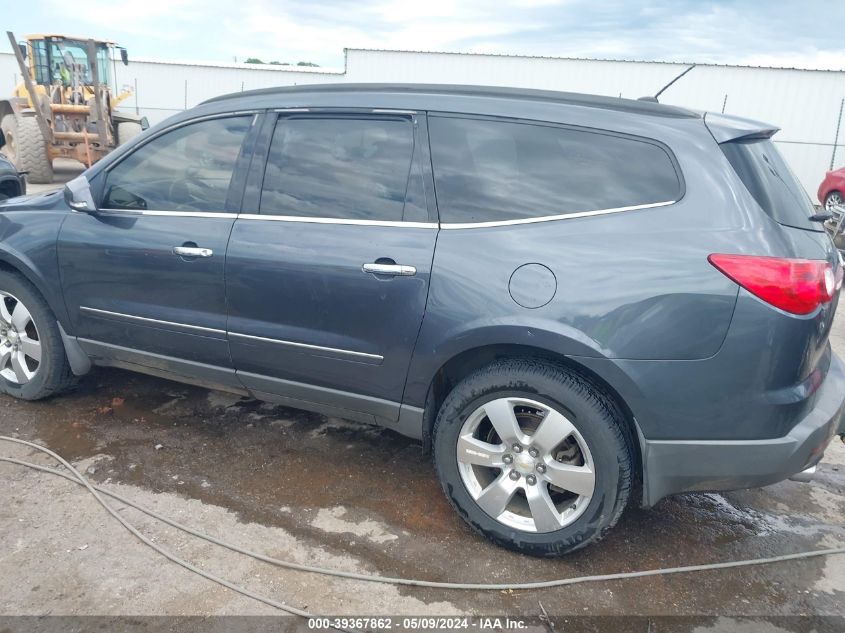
[2, 366, 843, 615]
[312, 506, 400, 544]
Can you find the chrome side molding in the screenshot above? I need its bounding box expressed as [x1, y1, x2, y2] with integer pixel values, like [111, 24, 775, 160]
[228, 332, 384, 363]
[79, 306, 226, 335]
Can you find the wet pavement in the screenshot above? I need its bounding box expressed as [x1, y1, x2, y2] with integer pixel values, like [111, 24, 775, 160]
[0, 306, 843, 625]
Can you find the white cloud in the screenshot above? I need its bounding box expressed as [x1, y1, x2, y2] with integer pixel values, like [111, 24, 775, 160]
[18, 0, 845, 71]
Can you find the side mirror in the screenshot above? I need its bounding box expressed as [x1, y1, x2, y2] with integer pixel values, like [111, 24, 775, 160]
[64, 174, 98, 213]
[17, 43, 26, 60]
[120, 48, 129, 66]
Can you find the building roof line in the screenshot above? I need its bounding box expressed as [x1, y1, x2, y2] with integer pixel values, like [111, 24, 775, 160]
[344, 47, 845, 74]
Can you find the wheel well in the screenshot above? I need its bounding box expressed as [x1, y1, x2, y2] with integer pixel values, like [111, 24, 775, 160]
[0, 259, 23, 275]
[422, 344, 643, 498]
[0, 259, 49, 311]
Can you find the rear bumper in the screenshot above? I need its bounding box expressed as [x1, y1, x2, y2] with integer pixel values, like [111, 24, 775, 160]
[642, 352, 845, 506]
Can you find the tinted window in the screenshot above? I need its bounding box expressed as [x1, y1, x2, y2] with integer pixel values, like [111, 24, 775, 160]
[429, 116, 681, 224]
[720, 139, 819, 231]
[260, 117, 414, 221]
[103, 116, 251, 212]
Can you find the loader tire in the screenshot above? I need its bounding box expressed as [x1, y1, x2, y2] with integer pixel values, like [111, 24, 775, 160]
[117, 121, 143, 146]
[17, 117, 53, 184]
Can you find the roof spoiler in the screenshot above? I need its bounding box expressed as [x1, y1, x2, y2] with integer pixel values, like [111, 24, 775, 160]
[704, 111, 779, 143]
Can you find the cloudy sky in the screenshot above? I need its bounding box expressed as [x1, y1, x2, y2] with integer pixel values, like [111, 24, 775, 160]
[8, 0, 845, 70]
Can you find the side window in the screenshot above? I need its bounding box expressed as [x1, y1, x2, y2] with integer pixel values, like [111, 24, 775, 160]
[429, 116, 682, 224]
[259, 117, 415, 222]
[102, 116, 251, 212]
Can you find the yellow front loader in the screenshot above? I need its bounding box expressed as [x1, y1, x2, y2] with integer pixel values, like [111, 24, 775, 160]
[1, 32, 148, 183]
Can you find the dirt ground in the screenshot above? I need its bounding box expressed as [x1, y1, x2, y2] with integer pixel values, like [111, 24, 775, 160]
[1, 167, 844, 631]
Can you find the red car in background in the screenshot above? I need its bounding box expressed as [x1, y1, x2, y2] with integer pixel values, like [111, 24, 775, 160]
[819, 166, 845, 210]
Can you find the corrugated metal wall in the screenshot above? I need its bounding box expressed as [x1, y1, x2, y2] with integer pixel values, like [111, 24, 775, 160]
[344, 50, 845, 198]
[2, 48, 843, 199]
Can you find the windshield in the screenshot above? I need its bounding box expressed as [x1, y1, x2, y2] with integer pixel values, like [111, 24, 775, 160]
[47, 38, 111, 86]
[720, 138, 820, 231]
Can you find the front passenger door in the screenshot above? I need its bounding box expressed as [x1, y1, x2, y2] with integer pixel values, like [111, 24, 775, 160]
[58, 114, 256, 385]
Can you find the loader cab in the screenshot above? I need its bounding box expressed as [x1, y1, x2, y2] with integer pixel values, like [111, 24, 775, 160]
[24, 36, 113, 88]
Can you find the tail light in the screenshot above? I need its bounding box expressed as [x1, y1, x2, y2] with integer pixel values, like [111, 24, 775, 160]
[708, 254, 839, 315]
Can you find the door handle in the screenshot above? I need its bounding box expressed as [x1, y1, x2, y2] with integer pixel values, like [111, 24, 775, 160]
[173, 246, 213, 258]
[362, 262, 417, 276]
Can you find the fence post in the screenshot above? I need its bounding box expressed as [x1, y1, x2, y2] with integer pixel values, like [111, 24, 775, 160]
[721, 94, 728, 114]
[831, 97, 844, 170]
[134, 78, 139, 115]
[184, 79, 188, 110]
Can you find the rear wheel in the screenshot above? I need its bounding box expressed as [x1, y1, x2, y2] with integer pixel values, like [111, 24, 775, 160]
[433, 359, 633, 556]
[0, 271, 75, 400]
[16, 117, 52, 184]
[825, 191, 844, 211]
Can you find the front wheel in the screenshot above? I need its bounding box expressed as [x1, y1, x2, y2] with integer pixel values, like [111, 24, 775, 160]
[0, 271, 75, 400]
[433, 359, 633, 556]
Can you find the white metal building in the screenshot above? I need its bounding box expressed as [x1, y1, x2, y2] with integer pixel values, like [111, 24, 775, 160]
[2, 47, 843, 199]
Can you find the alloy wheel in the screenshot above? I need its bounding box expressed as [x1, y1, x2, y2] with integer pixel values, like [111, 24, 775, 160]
[456, 397, 595, 533]
[826, 192, 844, 211]
[0, 291, 41, 384]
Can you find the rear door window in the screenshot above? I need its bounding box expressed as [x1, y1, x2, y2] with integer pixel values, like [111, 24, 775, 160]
[428, 116, 682, 225]
[259, 116, 415, 222]
[720, 139, 820, 231]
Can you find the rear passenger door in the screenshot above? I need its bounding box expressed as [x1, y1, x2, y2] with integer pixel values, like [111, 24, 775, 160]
[225, 111, 438, 425]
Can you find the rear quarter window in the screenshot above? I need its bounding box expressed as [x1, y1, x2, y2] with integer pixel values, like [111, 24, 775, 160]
[720, 138, 820, 231]
[428, 116, 682, 225]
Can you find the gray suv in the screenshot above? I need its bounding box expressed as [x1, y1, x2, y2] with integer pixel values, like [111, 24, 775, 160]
[0, 84, 843, 556]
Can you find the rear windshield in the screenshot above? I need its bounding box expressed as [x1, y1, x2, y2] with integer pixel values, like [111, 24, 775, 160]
[720, 139, 820, 231]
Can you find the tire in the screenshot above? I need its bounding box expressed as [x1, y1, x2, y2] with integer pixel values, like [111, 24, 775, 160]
[0, 270, 75, 400]
[0, 114, 17, 164]
[117, 121, 143, 146]
[825, 191, 844, 211]
[433, 359, 633, 556]
[16, 117, 52, 184]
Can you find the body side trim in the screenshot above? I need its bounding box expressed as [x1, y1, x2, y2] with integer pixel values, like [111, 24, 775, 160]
[79, 306, 226, 335]
[95, 209, 239, 219]
[77, 338, 247, 395]
[236, 370, 401, 422]
[440, 200, 675, 230]
[236, 213, 437, 229]
[228, 331, 383, 362]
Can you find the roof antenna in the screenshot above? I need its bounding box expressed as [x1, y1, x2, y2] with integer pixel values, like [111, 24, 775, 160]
[638, 63, 697, 103]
